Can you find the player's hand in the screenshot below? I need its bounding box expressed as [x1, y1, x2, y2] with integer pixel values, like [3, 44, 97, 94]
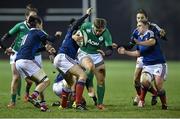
[49, 47, 56, 54]
[72, 34, 83, 42]
[112, 43, 118, 49]
[55, 31, 62, 38]
[117, 47, 125, 54]
[45, 44, 56, 54]
[160, 29, 166, 37]
[86, 8, 93, 15]
[133, 39, 140, 45]
[5, 47, 15, 55]
[49, 54, 55, 63]
[97, 49, 106, 56]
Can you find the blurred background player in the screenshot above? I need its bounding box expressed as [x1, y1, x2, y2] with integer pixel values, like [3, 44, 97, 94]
[53, 8, 92, 110]
[118, 20, 168, 110]
[113, 8, 167, 106]
[0, 4, 39, 108]
[76, 18, 113, 110]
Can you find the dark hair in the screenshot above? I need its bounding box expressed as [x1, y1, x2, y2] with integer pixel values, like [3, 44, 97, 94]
[25, 4, 38, 17]
[28, 15, 42, 27]
[93, 18, 107, 29]
[136, 8, 148, 18]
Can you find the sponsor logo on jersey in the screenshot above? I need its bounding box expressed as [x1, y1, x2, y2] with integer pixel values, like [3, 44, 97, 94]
[86, 29, 91, 33]
[87, 39, 99, 46]
[99, 36, 103, 41]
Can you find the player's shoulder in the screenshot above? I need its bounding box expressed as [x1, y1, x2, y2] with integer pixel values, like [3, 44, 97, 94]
[132, 28, 138, 34]
[146, 30, 155, 38]
[13, 21, 25, 28]
[149, 22, 161, 31]
[81, 22, 92, 29]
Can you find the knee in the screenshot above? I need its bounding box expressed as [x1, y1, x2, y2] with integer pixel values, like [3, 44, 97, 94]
[13, 74, 20, 81]
[134, 81, 141, 88]
[97, 78, 105, 85]
[157, 89, 166, 97]
[86, 62, 95, 72]
[43, 78, 50, 87]
[79, 72, 87, 81]
[140, 72, 153, 85]
[99, 68, 106, 76]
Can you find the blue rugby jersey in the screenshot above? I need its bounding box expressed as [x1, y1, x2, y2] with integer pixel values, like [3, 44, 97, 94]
[126, 22, 166, 50]
[16, 28, 55, 61]
[54, 73, 64, 83]
[58, 14, 89, 59]
[136, 30, 166, 65]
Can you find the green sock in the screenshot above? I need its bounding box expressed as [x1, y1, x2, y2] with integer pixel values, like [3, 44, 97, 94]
[86, 71, 94, 88]
[17, 79, 21, 97]
[97, 83, 105, 104]
[11, 94, 17, 103]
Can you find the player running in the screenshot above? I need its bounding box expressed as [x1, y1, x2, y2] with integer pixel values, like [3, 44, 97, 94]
[118, 20, 168, 110]
[75, 18, 113, 110]
[113, 8, 167, 106]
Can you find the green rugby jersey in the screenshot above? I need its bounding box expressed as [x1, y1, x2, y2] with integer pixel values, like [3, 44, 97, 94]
[80, 22, 112, 54]
[8, 21, 30, 52]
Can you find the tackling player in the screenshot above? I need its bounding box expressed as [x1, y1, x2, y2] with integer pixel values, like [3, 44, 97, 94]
[53, 8, 92, 110]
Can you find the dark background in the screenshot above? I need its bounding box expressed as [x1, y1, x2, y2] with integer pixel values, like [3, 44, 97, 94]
[0, 0, 180, 60]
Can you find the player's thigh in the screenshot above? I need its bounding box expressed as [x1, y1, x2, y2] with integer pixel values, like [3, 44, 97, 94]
[77, 49, 94, 70]
[154, 75, 164, 90]
[11, 63, 20, 78]
[31, 68, 49, 83]
[68, 64, 87, 80]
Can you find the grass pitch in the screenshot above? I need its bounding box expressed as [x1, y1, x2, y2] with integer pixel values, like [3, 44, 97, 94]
[0, 60, 180, 118]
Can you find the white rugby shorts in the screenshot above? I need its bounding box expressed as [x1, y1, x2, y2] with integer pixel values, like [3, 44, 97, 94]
[142, 63, 168, 81]
[54, 53, 77, 73]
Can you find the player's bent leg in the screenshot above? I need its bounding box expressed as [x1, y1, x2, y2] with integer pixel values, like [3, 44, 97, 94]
[24, 78, 33, 102]
[133, 67, 142, 106]
[88, 87, 97, 106]
[138, 72, 153, 107]
[8, 64, 20, 108]
[28, 69, 50, 111]
[94, 64, 106, 110]
[134, 67, 142, 96]
[154, 76, 167, 110]
[80, 57, 95, 74]
[68, 65, 87, 110]
[86, 71, 97, 106]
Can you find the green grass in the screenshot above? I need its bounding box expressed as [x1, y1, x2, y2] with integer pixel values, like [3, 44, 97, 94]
[0, 60, 180, 118]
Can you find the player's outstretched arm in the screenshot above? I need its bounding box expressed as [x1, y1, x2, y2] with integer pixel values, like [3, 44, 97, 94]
[71, 8, 92, 31]
[118, 47, 140, 57]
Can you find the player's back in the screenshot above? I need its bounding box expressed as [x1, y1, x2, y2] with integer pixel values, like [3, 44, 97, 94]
[58, 28, 79, 59]
[16, 28, 46, 60]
